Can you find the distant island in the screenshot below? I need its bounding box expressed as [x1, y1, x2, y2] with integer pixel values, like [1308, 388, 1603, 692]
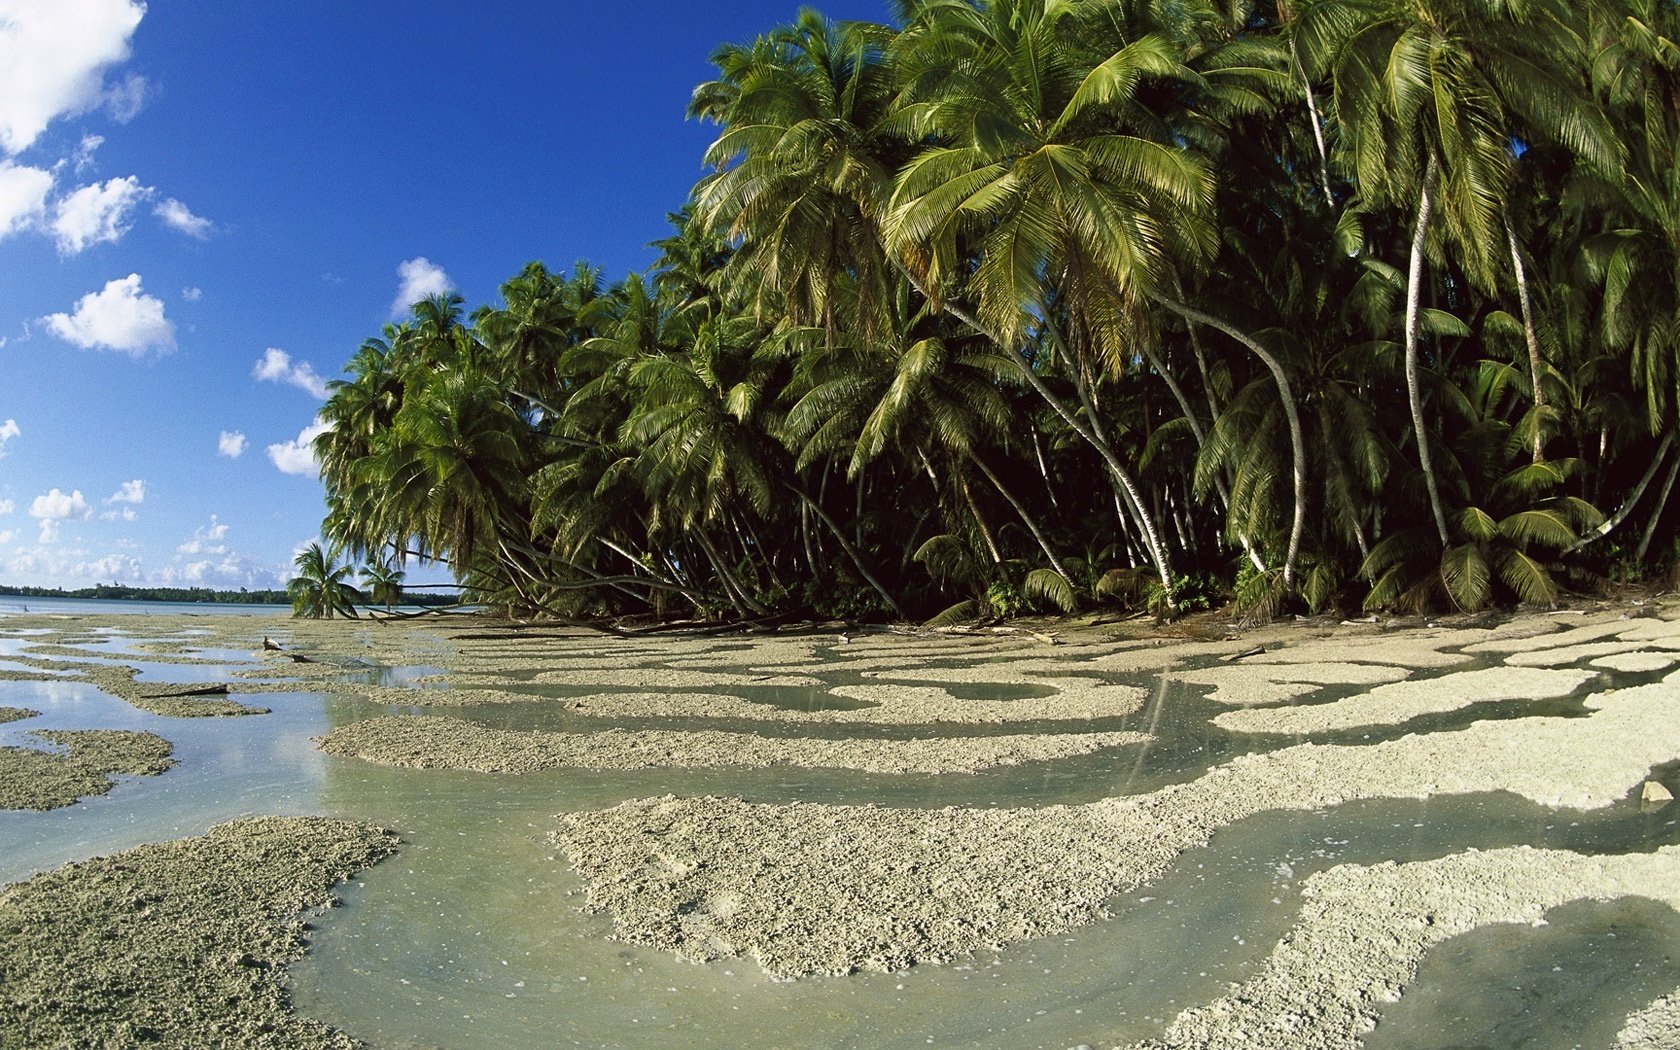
[0, 584, 459, 608]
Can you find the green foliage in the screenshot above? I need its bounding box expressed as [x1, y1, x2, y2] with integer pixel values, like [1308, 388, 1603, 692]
[288, 544, 360, 620]
[300, 0, 1680, 625]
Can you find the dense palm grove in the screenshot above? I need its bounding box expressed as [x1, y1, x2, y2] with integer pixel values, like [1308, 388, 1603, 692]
[312, 0, 1680, 622]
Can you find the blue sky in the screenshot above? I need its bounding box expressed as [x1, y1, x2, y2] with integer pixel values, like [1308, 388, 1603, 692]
[0, 0, 886, 592]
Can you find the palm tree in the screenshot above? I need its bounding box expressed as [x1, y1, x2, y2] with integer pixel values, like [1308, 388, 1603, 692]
[1297, 0, 1617, 546]
[289, 543, 360, 619]
[882, 0, 1225, 602]
[359, 560, 405, 611]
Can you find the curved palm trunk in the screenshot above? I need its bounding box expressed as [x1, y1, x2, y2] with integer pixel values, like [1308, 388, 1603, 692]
[788, 485, 905, 620]
[1408, 154, 1452, 546]
[888, 258, 1179, 606]
[1504, 212, 1549, 464]
[1142, 340, 1266, 574]
[1570, 430, 1674, 553]
[1635, 449, 1680, 563]
[965, 450, 1075, 588]
[1157, 298, 1309, 586]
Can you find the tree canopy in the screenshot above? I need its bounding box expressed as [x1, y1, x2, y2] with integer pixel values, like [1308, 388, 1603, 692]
[313, 0, 1680, 621]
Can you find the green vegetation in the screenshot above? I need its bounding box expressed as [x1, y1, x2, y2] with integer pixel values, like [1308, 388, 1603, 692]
[315, 0, 1680, 620]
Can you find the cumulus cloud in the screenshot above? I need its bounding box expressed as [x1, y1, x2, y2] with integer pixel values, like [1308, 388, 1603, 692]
[52, 174, 148, 254]
[154, 197, 212, 238]
[0, 0, 146, 155]
[267, 420, 329, 476]
[252, 347, 328, 399]
[105, 478, 143, 504]
[0, 530, 13, 545]
[176, 517, 228, 556]
[42, 273, 175, 356]
[29, 487, 92, 521]
[217, 430, 246, 458]
[0, 418, 17, 457]
[0, 160, 52, 239]
[0, 499, 12, 515]
[392, 256, 453, 317]
[182, 286, 202, 302]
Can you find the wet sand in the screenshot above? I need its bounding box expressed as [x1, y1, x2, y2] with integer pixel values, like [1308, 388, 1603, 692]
[4, 599, 1680, 1046]
[0, 816, 397, 1047]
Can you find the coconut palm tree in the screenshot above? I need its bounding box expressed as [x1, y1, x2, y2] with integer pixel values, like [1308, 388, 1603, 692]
[289, 543, 360, 619]
[359, 560, 405, 611]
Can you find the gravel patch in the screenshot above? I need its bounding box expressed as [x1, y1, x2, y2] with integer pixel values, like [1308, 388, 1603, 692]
[0, 730, 175, 810]
[1127, 845, 1680, 1050]
[0, 816, 398, 1048]
[553, 673, 1680, 978]
[317, 714, 1146, 775]
[1213, 666, 1596, 735]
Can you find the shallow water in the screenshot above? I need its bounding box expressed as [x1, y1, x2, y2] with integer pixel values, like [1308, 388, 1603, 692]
[3, 617, 1680, 1048]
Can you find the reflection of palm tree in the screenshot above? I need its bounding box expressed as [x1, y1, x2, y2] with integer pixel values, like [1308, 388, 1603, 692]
[289, 543, 359, 619]
[360, 560, 405, 611]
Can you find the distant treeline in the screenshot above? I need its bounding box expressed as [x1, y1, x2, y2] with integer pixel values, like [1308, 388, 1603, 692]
[0, 584, 459, 607]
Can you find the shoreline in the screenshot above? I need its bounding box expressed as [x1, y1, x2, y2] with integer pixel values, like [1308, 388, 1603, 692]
[1, 595, 1678, 1045]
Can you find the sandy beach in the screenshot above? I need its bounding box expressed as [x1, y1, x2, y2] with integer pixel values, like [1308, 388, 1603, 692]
[1, 598, 1678, 1047]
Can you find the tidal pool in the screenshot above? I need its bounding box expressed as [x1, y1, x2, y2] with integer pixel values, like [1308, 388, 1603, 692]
[3, 608, 1679, 1048]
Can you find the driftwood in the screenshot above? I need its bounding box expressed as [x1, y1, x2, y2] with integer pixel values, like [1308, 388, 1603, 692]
[1224, 645, 1267, 662]
[143, 683, 229, 699]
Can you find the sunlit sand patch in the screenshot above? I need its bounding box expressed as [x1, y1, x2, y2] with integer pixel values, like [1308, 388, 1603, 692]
[1462, 616, 1675, 655]
[1213, 666, 1597, 735]
[829, 678, 1146, 723]
[317, 714, 1146, 775]
[1127, 845, 1680, 1050]
[530, 668, 826, 689]
[1618, 992, 1680, 1049]
[1593, 651, 1680, 674]
[554, 674, 1680, 978]
[1175, 661, 1412, 706]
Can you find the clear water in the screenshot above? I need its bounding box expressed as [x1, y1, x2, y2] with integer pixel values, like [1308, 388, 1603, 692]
[1, 621, 1678, 1049]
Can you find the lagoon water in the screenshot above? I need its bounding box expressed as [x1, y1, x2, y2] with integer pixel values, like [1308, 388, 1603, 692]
[3, 609, 1679, 1048]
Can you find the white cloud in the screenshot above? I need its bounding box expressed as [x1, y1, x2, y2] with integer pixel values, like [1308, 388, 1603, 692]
[36, 519, 58, 544]
[29, 487, 92, 521]
[392, 256, 453, 317]
[217, 430, 246, 458]
[52, 174, 149, 254]
[252, 347, 328, 399]
[79, 552, 141, 580]
[154, 197, 211, 238]
[267, 420, 330, 476]
[0, 0, 146, 155]
[105, 478, 143, 504]
[0, 499, 13, 515]
[98, 506, 136, 522]
[0, 160, 52, 239]
[207, 518, 229, 540]
[71, 133, 103, 172]
[182, 286, 202, 302]
[0, 418, 17, 457]
[101, 71, 146, 123]
[176, 515, 230, 555]
[0, 530, 13, 545]
[42, 273, 175, 356]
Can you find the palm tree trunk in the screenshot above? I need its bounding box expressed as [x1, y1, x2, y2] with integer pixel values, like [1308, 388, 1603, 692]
[1407, 154, 1452, 546]
[966, 450, 1075, 587]
[1504, 211, 1549, 464]
[1291, 38, 1336, 208]
[1635, 449, 1680, 563]
[790, 484, 905, 619]
[1157, 297, 1309, 586]
[694, 530, 768, 617]
[1567, 431, 1674, 552]
[889, 257, 1178, 605]
[959, 474, 1004, 566]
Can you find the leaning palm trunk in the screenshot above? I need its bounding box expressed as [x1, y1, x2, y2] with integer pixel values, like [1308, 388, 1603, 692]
[1505, 212, 1549, 464]
[888, 258, 1179, 607]
[1158, 298, 1309, 586]
[1567, 430, 1675, 553]
[1636, 451, 1680, 563]
[965, 450, 1075, 588]
[1407, 154, 1452, 546]
[789, 485, 905, 619]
